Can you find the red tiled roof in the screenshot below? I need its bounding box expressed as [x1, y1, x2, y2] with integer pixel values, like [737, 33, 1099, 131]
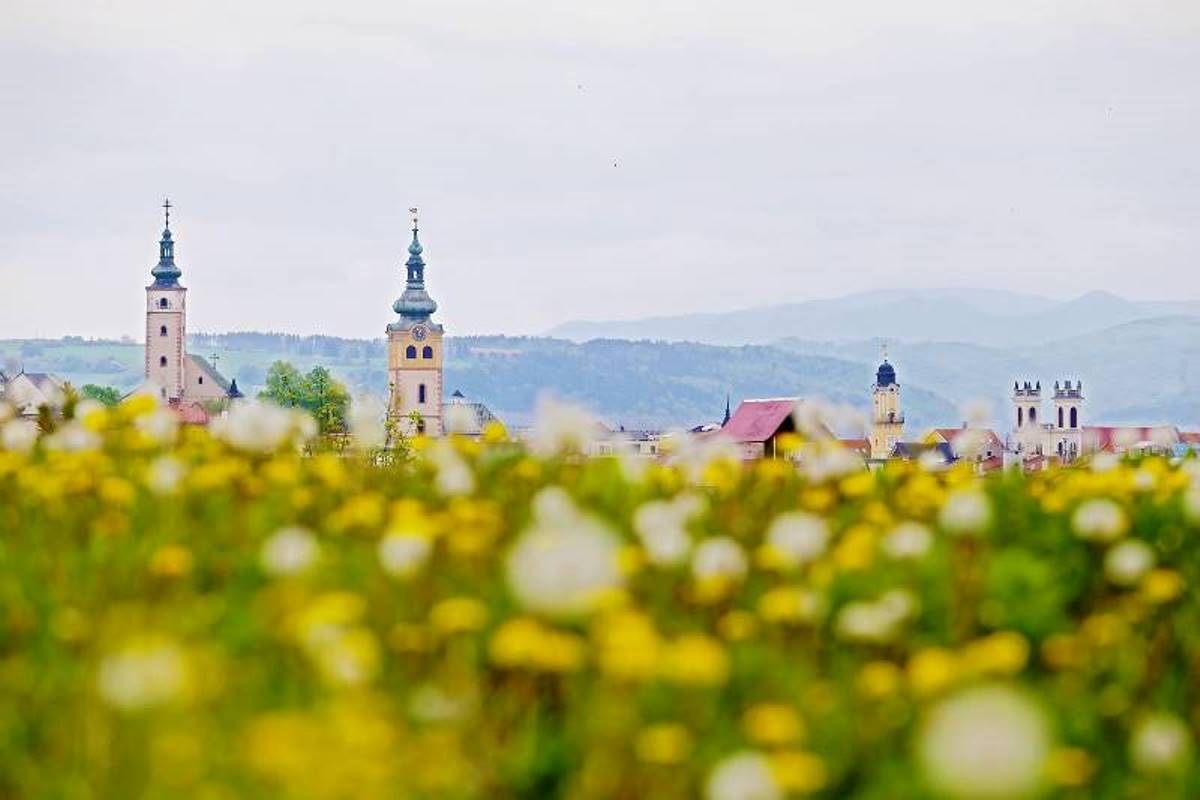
[931, 427, 1004, 452]
[979, 455, 1004, 473]
[1083, 426, 1179, 452]
[170, 401, 210, 426]
[839, 438, 870, 454]
[1180, 432, 1200, 445]
[721, 399, 796, 444]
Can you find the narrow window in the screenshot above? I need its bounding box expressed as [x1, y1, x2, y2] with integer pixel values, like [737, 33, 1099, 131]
[159, 298, 168, 309]
[406, 345, 417, 359]
[1029, 407, 1037, 424]
[1070, 408, 1078, 428]
[418, 384, 426, 404]
[198, 376, 204, 385]
[422, 345, 433, 359]
[159, 325, 168, 337]
[1058, 407, 1064, 428]
[1017, 407, 1023, 427]
[159, 356, 167, 367]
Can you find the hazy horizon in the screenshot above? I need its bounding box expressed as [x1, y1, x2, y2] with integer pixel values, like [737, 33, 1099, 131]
[3, 1, 1199, 340]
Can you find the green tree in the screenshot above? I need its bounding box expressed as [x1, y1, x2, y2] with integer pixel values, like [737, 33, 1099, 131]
[258, 361, 349, 435]
[80, 384, 121, 406]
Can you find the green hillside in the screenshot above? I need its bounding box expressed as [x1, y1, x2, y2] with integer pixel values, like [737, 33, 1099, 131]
[0, 334, 958, 431]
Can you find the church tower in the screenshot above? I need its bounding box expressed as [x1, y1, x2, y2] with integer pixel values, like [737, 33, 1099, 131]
[1051, 379, 1083, 461]
[869, 350, 904, 460]
[145, 200, 187, 401]
[1011, 381, 1043, 455]
[387, 210, 444, 437]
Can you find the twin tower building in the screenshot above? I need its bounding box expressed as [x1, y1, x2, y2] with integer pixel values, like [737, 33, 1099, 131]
[139, 203, 444, 435]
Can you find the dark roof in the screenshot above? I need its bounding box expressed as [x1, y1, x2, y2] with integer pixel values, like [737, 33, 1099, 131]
[890, 441, 955, 462]
[876, 360, 897, 387]
[187, 354, 231, 391]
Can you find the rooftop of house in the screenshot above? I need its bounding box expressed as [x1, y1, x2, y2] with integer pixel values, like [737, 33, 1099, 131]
[721, 398, 798, 444]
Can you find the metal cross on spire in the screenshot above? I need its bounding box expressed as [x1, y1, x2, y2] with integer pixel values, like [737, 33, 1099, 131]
[409, 206, 419, 233]
[881, 341, 889, 362]
[163, 198, 172, 228]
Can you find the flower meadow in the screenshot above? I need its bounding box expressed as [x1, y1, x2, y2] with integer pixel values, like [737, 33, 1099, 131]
[3, 398, 1200, 799]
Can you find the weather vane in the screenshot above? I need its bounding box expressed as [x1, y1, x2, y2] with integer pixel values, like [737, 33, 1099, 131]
[163, 197, 172, 228]
[409, 206, 418, 232]
[882, 341, 889, 361]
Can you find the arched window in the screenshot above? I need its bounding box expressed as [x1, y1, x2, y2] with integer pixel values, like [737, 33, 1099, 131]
[159, 298, 168, 309]
[1058, 407, 1064, 428]
[1029, 407, 1037, 424]
[159, 356, 167, 367]
[418, 384, 426, 404]
[1070, 408, 1078, 428]
[159, 325, 168, 337]
[422, 346, 433, 359]
[198, 376, 204, 385]
[1017, 407, 1023, 427]
[406, 345, 417, 359]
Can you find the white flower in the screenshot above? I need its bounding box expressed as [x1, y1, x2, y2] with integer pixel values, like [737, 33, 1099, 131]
[764, 511, 829, 569]
[211, 400, 313, 453]
[705, 751, 782, 800]
[1130, 713, 1192, 774]
[691, 537, 748, 583]
[801, 444, 863, 482]
[146, 456, 186, 494]
[347, 394, 387, 449]
[44, 421, 100, 452]
[528, 396, 600, 456]
[633, 494, 704, 567]
[0, 419, 38, 452]
[1072, 499, 1127, 542]
[427, 441, 475, 497]
[882, 522, 933, 560]
[98, 637, 189, 712]
[1104, 540, 1155, 586]
[1132, 468, 1156, 493]
[939, 490, 992, 535]
[506, 488, 624, 617]
[1090, 452, 1120, 472]
[917, 685, 1051, 800]
[443, 402, 477, 436]
[835, 589, 918, 644]
[134, 408, 179, 445]
[260, 526, 319, 576]
[378, 531, 432, 579]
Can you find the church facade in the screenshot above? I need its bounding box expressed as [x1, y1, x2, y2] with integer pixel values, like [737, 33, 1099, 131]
[869, 355, 904, 460]
[386, 212, 444, 436]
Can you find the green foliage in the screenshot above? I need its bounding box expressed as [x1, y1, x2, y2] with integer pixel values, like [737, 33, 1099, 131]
[81, 383, 122, 406]
[259, 360, 349, 434]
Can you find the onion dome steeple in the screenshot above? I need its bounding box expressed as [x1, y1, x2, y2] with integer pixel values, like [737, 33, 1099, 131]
[150, 198, 182, 287]
[392, 208, 439, 323]
[875, 343, 897, 386]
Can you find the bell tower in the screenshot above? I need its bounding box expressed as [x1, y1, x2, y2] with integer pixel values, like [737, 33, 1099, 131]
[145, 199, 187, 401]
[869, 347, 905, 460]
[1051, 379, 1084, 461]
[386, 209, 444, 437]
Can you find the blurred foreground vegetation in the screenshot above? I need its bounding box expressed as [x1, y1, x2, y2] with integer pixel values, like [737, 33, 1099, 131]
[1, 397, 1199, 798]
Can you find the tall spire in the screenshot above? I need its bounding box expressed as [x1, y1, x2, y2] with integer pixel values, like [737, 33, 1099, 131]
[722, 393, 731, 427]
[392, 206, 438, 322]
[150, 198, 182, 287]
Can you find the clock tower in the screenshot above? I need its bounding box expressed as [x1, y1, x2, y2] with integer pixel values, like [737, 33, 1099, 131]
[386, 210, 444, 437]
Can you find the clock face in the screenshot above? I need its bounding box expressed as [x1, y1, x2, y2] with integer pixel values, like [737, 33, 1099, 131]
[412, 325, 427, 341]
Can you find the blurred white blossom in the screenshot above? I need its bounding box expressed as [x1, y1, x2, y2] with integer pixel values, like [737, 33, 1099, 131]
[0, 419, 38, 452]
[347, 394, 387, 450]
[378, 531, 433, 579]
[1130, 713, 1192, 774]
[1104, 540, 1155, 586]
[882, 521, 934, 560]
[260, 526, 319, 576]
[211, 400, 313, 453]
[692, 536, 748, 584]
[764, 511, 829, 569]
[705, 751, 782, 800]
[633, 494, 704, 567]
[98, 636, 189, 712]
[1072, 499, 1127, 542]
[939, 490, 992, 535]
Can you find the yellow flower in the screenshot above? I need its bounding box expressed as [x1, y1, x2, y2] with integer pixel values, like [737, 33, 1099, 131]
[326, 493, 385, 534]
[430, 597, 489, 635]
[489, 617, 585, 673]
[592, 609, 660, 682]
[149, 544, 194, 578]
[1044, 747, 1097, 787]
[743, 703, 805, 746]
[908, 647, 960, 697]
[962, 631, 1029, 677]
[660, 634, 730, 687]
[717, 610, 759, 642]
[769, 750, 828, 794]
[1140, 568, 1185, 604]
[832, 524, 876, 572]
[635, 723, 693, 765]
[99, 477, 136, 507]
[857, 661, 902, 699]
[758, 586, 823, 625]
[387, 622, 432, 654]
[840, 471, 875, 499]
[1040, 634, 1087, 671]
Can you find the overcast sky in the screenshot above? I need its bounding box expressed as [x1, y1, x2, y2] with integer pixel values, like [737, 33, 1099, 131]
[2, 1, 1198, 340]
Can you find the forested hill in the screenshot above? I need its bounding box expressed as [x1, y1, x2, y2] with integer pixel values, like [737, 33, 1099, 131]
[0, 333, 958, 430]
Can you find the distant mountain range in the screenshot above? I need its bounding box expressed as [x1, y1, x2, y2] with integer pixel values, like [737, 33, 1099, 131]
[548, 289, 1200, 348]
[3, 289, 1197, 432]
